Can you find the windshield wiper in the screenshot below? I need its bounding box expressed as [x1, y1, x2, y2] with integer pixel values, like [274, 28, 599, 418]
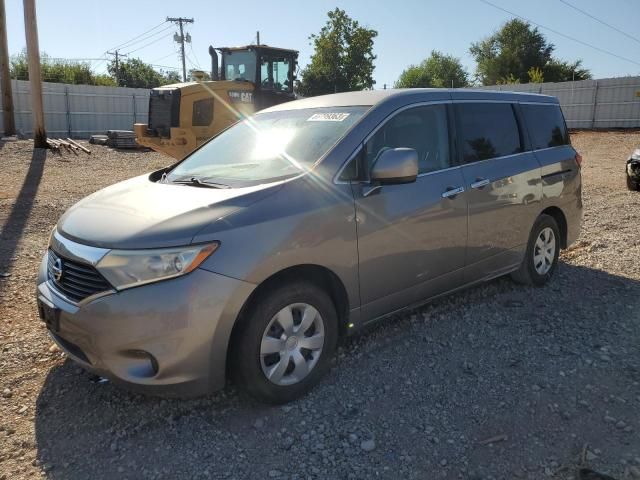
[170, 177, 231, 189]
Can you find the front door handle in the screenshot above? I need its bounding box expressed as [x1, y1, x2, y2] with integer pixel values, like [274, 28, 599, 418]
[441, 186, 465, 198]
[470, 178, 490, 189]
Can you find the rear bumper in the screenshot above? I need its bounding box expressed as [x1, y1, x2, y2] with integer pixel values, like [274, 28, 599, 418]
[36, 253, 255, 397]
[565, 177, 583, 248]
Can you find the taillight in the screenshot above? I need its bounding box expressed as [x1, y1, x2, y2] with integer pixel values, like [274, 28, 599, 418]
[575, 152, 583, 168]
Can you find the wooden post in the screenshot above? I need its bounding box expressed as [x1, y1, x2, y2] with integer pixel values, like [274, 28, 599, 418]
[167, 17, 194, 82]
[64, 85, 71, 137]
[23, 0, 46, 147]
[0, 0, 15, 136]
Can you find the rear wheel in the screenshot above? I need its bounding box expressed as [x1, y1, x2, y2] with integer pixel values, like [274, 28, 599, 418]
[231, 281, 338, 404]
[511, 214, 560, 286]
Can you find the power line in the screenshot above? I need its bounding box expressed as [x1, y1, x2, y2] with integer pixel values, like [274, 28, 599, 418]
[479, 0, 640, 68]
[558, 0, 640, 46]
[113, 23, 174, 52]
[185, 50, 199, 70]
[188, 42, 202, 69]
[117, 26, 174, 55]
[92, 55, 110, 72]
[105, 20, 168, 52]
[123, 32, 174, 56]
[149, 51, 179, 64]
[149, 63, 180, 71]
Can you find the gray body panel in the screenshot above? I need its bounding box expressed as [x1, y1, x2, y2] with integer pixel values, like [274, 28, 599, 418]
[38, 89, 582, 396]
[352, 169, 467, 321]
[58, 174, 284, 249]
[195, 176, 361, 311]
[461, 151, 543, 282]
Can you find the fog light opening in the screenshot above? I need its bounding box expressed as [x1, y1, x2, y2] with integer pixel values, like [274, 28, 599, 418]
[125, 350, 159, 378]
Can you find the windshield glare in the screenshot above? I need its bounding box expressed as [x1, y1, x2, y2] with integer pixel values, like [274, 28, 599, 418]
[167, 107, 368, 187]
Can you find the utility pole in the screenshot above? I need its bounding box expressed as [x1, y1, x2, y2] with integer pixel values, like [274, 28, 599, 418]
[23, 0, 46, 147]
[167, 17, 193, 82]
[0, 0, 15, 136]
[256, 31, 260, 45]
[107, 50, 127, 86]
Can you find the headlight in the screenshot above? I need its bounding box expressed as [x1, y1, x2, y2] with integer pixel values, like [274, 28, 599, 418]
[96, 243, 219, 290]
[48, 226, 57, 247]
[631, 149, 640, 160]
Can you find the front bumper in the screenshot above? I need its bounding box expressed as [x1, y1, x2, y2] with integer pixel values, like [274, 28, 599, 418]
[36, 252, 254, 397]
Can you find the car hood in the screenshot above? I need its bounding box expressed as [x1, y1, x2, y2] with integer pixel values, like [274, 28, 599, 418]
[57, 173, 283, 249]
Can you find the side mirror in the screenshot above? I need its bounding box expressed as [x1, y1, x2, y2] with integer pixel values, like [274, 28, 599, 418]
[370, 148, 419, 184]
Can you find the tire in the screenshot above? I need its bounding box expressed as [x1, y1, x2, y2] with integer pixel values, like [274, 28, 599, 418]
[626, 171, 639, 191]
[511, 214, 561, 287]
[231, 280, 338, 404]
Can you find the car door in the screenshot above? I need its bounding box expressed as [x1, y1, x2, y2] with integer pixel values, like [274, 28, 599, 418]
[455, 102, 542, 282]
[520, 103, 581, 205]
[351, 104, 468, 322]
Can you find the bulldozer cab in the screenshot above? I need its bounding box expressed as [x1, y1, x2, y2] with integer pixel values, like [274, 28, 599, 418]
[215, 45, 298, 109]
[135, 44, 298, 160]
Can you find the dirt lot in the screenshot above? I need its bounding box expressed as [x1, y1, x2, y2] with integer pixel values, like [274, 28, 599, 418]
[0, 132, 639, 480]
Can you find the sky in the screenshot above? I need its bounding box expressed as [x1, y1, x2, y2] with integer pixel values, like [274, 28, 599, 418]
[4, 0, 640, 86]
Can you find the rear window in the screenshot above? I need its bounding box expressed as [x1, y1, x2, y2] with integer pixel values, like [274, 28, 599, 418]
[456, 103, 522, 162]
[522, 104, 570, 149]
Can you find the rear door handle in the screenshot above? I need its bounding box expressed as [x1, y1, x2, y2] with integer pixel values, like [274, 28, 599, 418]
[470, 178, 490, 189]
[441, 186, 465, 198]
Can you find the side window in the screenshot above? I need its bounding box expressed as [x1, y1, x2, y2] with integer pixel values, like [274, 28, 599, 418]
[521, 104, 569, 149]
[192, 98, 214, 127]
[338, 151, 360, 181]
[456, 103, 522, 162]
[365, 105, 451, 175]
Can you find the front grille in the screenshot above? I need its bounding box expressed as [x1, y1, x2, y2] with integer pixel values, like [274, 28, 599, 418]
[47, 249, 112, 303]
[148, 88, 181, 137]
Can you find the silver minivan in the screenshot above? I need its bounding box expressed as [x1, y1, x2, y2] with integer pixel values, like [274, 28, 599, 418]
[36, 89, 582, 403]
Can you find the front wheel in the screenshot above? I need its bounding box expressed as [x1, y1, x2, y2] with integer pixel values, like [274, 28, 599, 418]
[511, 214, 560, 286]
[231, 281, 338, 404]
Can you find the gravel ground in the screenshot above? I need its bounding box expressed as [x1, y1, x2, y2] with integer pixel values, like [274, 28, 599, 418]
[1, 133, 639, 480]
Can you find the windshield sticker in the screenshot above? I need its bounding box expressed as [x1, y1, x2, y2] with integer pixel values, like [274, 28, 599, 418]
[307, 112, 351, 122]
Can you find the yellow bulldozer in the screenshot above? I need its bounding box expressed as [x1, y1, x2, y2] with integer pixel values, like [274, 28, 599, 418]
[134, 44, 299, 160]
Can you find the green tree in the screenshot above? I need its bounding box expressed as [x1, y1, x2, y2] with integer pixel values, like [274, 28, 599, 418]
[10, 50, 117, 86]
[470, 19, 591, 85]
[528, 66, 544, 83]
[543, 59, 590, 83]
[298, 8, 378, 96]
[162, 70, 182, 84]
[108, 58, 180, 88]
[497, 73, 520, 85]
[395, 51, 469, 88]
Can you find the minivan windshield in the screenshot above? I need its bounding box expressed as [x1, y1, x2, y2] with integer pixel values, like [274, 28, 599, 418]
[166, 106, 368, 187]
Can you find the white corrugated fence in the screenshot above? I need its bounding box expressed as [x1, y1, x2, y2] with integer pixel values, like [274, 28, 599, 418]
[1, 76, 639, 137]
[476, 76, 640, 129]
[0, 79, 149, 138]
